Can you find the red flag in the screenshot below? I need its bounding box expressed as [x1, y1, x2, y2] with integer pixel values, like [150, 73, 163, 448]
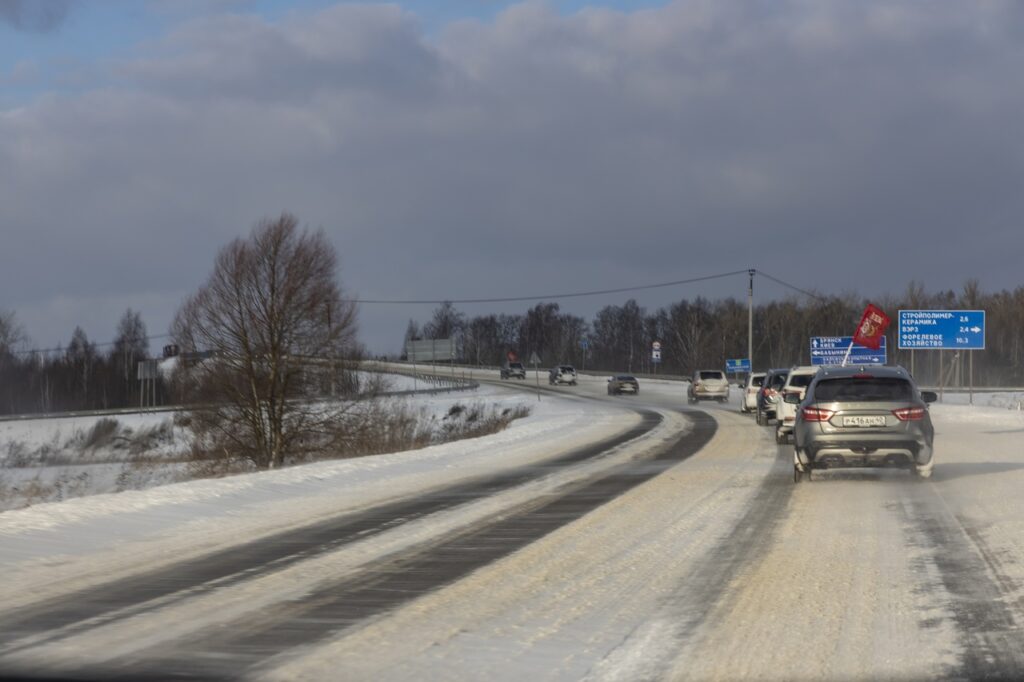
[853, 304, 890, 350]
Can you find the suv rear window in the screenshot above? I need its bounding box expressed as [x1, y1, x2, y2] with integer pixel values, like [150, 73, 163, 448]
[813, 377, 914, 402]
[788, 374, 815, 388]
[769, 373, 789, 389]
[750, 376, 765, 387]
[699, 371, 724, 380]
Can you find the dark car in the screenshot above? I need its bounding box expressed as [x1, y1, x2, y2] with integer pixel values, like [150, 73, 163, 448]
[607, 375, 639, 395]
[756, 368, 789, 426]
[500, 362, 526, 380]
[790, 365, 937, 482]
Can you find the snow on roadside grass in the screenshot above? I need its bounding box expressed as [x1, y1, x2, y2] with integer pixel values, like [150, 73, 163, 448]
[0, 385, 572, 533]
[0, 384, 532, 514]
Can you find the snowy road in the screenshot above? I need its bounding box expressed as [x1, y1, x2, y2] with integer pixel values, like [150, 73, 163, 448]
[2, 372, 1024, 680]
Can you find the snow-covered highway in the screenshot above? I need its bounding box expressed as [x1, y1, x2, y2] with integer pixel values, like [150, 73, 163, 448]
[2, 371, 1024, 680]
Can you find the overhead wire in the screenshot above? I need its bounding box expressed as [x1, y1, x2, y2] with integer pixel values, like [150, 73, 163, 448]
[348, 269, 753, 304]
[7, 268, 825, 356]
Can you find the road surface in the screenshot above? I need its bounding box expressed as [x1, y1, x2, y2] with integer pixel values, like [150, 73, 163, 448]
[1, 371, 1023, 680]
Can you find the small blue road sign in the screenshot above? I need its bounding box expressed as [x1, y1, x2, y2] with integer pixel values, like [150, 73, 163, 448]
[726, 358, 751, 372]
[810, 336, 887, 366]
[898, 310, 985, 350]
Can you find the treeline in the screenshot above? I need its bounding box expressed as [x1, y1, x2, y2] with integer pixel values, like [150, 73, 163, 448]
[404, 280, 1024, 387]
[0, 309, 158, 415]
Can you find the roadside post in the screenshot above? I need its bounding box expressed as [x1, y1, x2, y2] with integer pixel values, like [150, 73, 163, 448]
[580, 338, 588, 372]
[530, 351, 541, 401]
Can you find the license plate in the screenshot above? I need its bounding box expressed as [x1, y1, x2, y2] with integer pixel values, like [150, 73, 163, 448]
[843, 416, 886, 427]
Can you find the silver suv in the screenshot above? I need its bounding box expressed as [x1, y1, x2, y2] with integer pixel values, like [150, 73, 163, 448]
[687, 369, 730, 403]
[790, 365, 937, 482]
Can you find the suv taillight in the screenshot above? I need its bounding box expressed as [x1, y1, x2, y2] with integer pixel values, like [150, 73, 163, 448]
[892, 407, 926, 421]
[801, 406, 834, 422]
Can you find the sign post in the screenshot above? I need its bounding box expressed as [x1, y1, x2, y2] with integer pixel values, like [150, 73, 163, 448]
[529, 351, 541, 401]
[651, 341, 662, 374]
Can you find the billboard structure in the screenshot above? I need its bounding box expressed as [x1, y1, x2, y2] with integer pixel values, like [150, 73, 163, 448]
[405, 338, 456, 363]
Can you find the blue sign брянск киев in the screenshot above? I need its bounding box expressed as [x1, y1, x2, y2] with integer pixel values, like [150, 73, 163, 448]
[897, 310, 985, 350]
[726, 358, 751, 372]
[810, 336, 887, 366]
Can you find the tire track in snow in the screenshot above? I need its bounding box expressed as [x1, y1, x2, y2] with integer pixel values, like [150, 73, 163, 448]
[65, 411, 717, 680]
[904, 485, 1024, 678]
[0, 406, 661, 657]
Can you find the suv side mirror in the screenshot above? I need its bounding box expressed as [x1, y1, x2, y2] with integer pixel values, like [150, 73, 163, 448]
[783, 393, 802, 404]
[921, 391, 938, 404]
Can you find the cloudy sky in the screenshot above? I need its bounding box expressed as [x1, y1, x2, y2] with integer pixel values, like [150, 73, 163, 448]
[2, 0, 1023, 353]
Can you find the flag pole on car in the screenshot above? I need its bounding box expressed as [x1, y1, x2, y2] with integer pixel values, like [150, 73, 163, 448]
[844, 304, 891, 366]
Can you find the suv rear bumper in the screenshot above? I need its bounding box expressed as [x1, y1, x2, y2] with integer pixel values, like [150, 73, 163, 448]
[691, 389, 728, 400]
[795, 434, 932, 469]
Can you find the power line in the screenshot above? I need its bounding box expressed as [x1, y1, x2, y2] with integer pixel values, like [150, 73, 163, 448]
[756, 270, 827, 301]
[350, 269, 753, 305]
[7, 269, 824, 356]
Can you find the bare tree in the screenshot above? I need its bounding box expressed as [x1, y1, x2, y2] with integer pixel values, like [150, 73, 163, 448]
[172, 214, 359, 469]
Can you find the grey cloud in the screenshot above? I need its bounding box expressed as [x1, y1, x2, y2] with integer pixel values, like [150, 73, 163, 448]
[0, 0, 70, 32]
[2, 1, 1024, 351]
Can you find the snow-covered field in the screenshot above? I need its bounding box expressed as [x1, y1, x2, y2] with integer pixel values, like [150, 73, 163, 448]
[2, 371, 1024, 679]
[0, 375, 517, 512]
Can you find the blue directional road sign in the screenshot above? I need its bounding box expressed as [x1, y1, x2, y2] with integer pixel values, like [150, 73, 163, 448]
[898, 310, 985, 350]
[810, 336, 887, 366]
[726, 358, 751, 372]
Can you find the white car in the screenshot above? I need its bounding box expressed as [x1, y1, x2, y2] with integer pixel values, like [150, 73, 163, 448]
[740, 372, 766, 413]
[549, 365, 578, 385]
[688, 370, 730, 403]
[774, 365, 819, 443]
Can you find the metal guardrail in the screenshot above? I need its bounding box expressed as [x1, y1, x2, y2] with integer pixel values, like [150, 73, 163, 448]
[0, 371, 479, 423]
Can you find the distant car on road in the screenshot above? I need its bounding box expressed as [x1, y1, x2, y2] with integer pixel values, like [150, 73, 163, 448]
[688, 370, 729, 404]
[790, 365, 937, 482]
[756, 368, 789, 426]
[740, 372, 766, 414]
[774, 366, 819, 443]
[607, 375, 639, 395]
[549, 365, 578, 385]
[501, 362, 526, 380]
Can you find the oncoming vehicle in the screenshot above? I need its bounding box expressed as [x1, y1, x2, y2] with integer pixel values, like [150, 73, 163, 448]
[756, 368, 789, 426]
[607, 375, 639, 395]
[740, 372, 766, 413]
[500, 362, 526, 380]
[774, 366, 818, 443]
[548, 365, 578, 385]
[688, 370, 729, 404]
[790, 365, 937, 482]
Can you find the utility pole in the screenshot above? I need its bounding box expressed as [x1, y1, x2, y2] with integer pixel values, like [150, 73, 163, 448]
[748, 269, 755, 370]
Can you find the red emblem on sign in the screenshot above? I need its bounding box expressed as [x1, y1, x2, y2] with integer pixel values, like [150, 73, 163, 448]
[853, 304, 890, 350]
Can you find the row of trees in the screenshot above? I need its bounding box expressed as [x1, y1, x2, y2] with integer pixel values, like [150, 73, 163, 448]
[0, 310, 151, 415]
[403, 279, 1024, 387]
